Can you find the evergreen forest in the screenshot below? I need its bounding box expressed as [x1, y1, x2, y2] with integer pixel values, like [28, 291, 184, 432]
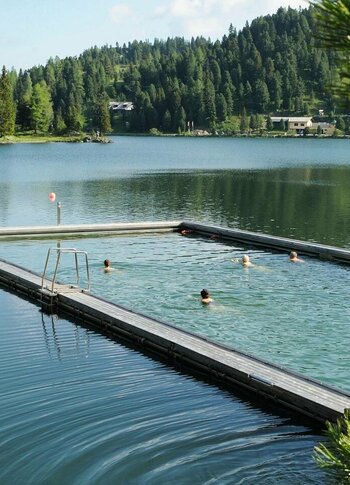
[0, 5, 345, 137]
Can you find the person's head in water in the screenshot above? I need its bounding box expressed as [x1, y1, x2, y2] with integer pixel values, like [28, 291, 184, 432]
[201, 288, 212, 304]
[289, 251, 304, 263]
[242, 254, 253, 267]
[104, 259, 112, 271]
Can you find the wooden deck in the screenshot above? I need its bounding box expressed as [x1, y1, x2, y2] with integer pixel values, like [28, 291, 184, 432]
[0, 257, 349, 424]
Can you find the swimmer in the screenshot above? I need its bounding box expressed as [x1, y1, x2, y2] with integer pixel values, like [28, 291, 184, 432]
[200, 289, 213, 304]
[242, 254, 254, 267]
[180, 229, 192, 235]
[289, 251, 304, 263]
[103, 259, 113, 272]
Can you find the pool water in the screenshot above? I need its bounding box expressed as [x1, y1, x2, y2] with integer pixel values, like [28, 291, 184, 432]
[0, 288, 326, 484]
[1, 231, 349, 392]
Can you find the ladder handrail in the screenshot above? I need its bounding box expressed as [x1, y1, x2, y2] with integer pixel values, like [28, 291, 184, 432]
[41, 247, 91, 293]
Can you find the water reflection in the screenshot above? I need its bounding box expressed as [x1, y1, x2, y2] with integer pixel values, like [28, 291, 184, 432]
[0, 138, 350, 247]
[0, 289, 326, 484]
[41, 312, 91, 361]
[63, 166, 350, 247]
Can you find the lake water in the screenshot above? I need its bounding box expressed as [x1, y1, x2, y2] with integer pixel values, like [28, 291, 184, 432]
[1, 136, 349, 483]
[0, 289, 325, 484]
[1, 136, 350, 247]
[1, 232, 349, 393]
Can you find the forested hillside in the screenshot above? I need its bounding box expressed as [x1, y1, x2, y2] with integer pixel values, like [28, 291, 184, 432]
[0, 5, 341, 136]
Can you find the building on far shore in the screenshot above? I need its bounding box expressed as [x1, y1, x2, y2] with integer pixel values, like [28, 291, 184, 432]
[311, 121, 336, 136]
[109, 101, 134, 111]
[270, 116, 313, 133]
[109, 101, 134, 130]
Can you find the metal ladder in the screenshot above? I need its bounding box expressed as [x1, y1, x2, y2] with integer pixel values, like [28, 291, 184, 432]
[41, 247, 91, 296]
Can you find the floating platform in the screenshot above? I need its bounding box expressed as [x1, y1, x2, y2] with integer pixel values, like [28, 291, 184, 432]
[180, 221, 350, 265]
[0, 221, 182, 239]
[0, 220, 349, 264]
[0, 254, 349, 425]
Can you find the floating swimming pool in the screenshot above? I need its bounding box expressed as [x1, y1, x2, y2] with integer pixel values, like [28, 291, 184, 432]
[0, 288, 326, 484]
[1, 231, 349, 393]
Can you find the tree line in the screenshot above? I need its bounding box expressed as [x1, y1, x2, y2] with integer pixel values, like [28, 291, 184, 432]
[0, 5, 344, 136]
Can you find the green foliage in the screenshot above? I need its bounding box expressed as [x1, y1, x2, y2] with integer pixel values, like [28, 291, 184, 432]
[91, 95, 111, 134]
[8, 5, 344, 134]
[314, 409, 350, 482]
[15, 71, 32, 129]
[31, 81, 53, 133]
[217, 116, 240, 134]
[0, 66, 16, 135]
[336, 116, 346, 132]
[240, 108, 249, 133]
[266, 115, 273, 131]
[313, 0, 350, 109]
[149, 127, 161, 136]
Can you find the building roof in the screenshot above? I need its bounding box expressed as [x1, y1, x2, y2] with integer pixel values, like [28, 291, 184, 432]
[270, 116, 312, 123]
[109, 101, 134, 111]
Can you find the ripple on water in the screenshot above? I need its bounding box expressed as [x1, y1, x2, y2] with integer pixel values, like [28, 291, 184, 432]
[0, 289, 326, 484]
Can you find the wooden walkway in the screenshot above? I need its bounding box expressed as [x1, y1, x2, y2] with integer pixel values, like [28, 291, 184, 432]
[0, 257, 349, 424]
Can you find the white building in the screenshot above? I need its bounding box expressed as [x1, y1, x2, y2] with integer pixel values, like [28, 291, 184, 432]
[109, 101, 134, 111]
[270, 116, 313, 132]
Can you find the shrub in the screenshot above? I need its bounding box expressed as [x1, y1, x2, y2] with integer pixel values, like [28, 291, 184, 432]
[314, 409, 350, 482]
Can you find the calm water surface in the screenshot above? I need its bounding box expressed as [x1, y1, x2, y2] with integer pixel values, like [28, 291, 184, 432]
[1, 136, 350, 247]
[1, 137, 349, 483]
[0, 289, 326, 484]
[1, 232, 349, 392]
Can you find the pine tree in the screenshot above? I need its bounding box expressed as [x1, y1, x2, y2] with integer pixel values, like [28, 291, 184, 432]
[15, 71, 33, 130]
[162, 109, 172, 132]
[266, 115, 273, 131]
[217, 93, 228, 121]
[92, 95, 111, 134]
[31, 81, 53, 133]
[255, 80, 270, 113]
[0, 66, 16, 136]
[336, 116, 345, 132]
[240, 108, 249, 133]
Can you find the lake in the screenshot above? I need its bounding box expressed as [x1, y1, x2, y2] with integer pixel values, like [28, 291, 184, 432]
[1, 136, 349, 484]
[0, 288, 325, 484]
[1, 136, 350, 247]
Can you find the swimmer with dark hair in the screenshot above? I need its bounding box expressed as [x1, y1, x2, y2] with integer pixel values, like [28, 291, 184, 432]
[104, 259, 113, 272]
[201, 289, 213, 304]
[289, 251, 304, 263]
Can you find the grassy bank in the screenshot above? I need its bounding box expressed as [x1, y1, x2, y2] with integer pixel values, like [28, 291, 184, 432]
[0, 133, 86, 144]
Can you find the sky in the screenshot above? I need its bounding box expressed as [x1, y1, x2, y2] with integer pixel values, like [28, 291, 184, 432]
[1, 0, 306, 71]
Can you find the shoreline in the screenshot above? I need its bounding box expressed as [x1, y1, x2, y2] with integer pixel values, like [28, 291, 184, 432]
[0, 134, 111, 145]
[1, 133, 349, 144]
